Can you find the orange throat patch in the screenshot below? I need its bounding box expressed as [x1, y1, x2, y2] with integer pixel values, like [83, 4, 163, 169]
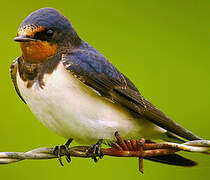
[20, 41, 57, 63]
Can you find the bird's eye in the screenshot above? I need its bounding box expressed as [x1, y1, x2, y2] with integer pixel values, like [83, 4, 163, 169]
[34, 29, 55, 41]
[45, 29, 54, 37]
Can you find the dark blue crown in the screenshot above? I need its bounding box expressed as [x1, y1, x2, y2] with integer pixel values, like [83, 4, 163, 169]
[19, 8, 73, 31]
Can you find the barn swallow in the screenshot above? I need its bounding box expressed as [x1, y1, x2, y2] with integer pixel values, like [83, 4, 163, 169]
[11, 8, 202, 166]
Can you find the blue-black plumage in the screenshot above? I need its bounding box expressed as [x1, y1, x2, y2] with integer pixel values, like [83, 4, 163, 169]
[11, 8, 203, 167]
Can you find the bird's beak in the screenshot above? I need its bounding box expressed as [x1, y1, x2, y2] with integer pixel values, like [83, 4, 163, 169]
[14, 36, 37, 42]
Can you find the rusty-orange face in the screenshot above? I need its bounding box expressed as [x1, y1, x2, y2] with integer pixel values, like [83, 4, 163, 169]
[14, 25, 57, 63]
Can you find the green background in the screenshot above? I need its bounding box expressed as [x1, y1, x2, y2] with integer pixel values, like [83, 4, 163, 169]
[0, 0, 209, 179]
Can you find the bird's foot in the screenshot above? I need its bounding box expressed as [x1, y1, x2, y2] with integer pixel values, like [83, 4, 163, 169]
[86, 139, 103, 162]
[53, 138, 73, 166]
[112, 131, 145, 173]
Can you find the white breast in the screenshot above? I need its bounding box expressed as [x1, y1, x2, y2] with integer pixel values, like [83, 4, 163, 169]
[17, 62, 165, 144]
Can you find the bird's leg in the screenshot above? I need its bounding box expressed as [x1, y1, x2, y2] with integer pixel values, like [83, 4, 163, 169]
[112, 131, 145, 173]
[86, 139, 103, 162]
[53, 138, 73, 166]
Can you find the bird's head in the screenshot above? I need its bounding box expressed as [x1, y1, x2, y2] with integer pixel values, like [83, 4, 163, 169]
[14, 8, 81, 63]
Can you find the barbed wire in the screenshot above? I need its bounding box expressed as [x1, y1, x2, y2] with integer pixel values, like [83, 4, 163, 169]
[0, 140, 209, 163]
[0, 138, 209, 173]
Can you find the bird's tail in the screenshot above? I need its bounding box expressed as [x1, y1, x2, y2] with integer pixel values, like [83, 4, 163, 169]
[163, 131, 186, 143]
[145, 153, 197, 167]
[146, 133, 198, 167]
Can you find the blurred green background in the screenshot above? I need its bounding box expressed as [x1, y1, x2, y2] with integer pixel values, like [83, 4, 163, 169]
[0, 0, 209, 179]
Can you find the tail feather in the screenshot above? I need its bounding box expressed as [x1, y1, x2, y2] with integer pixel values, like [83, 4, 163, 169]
[145, 153, 198, 167]
[145, 139, 197, 167]
[163, 131, 186, 143]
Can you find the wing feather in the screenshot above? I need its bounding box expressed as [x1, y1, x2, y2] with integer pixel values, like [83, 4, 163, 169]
[62, 48, 201, 141]
[10, 57, 26, 103]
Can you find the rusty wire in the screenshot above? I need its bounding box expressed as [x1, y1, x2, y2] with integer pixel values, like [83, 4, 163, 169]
[0, 140, 209, 165]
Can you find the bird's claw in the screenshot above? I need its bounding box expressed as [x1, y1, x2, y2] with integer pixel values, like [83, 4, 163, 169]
[86, 139, 103, 162]
[53, 139, 73, 166]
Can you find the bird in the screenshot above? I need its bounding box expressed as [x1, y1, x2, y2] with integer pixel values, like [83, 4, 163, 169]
[11, 7, 202, 167]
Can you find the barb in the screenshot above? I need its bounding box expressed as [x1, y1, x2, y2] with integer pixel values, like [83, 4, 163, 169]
[1, 130, 210, 174]
[0, 140, 209, 165]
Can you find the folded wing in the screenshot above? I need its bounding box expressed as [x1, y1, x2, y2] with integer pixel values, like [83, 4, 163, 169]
[62, 48, 201, 141]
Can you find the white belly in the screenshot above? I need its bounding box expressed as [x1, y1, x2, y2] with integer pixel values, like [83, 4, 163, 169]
[17, 62, 165, 144]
